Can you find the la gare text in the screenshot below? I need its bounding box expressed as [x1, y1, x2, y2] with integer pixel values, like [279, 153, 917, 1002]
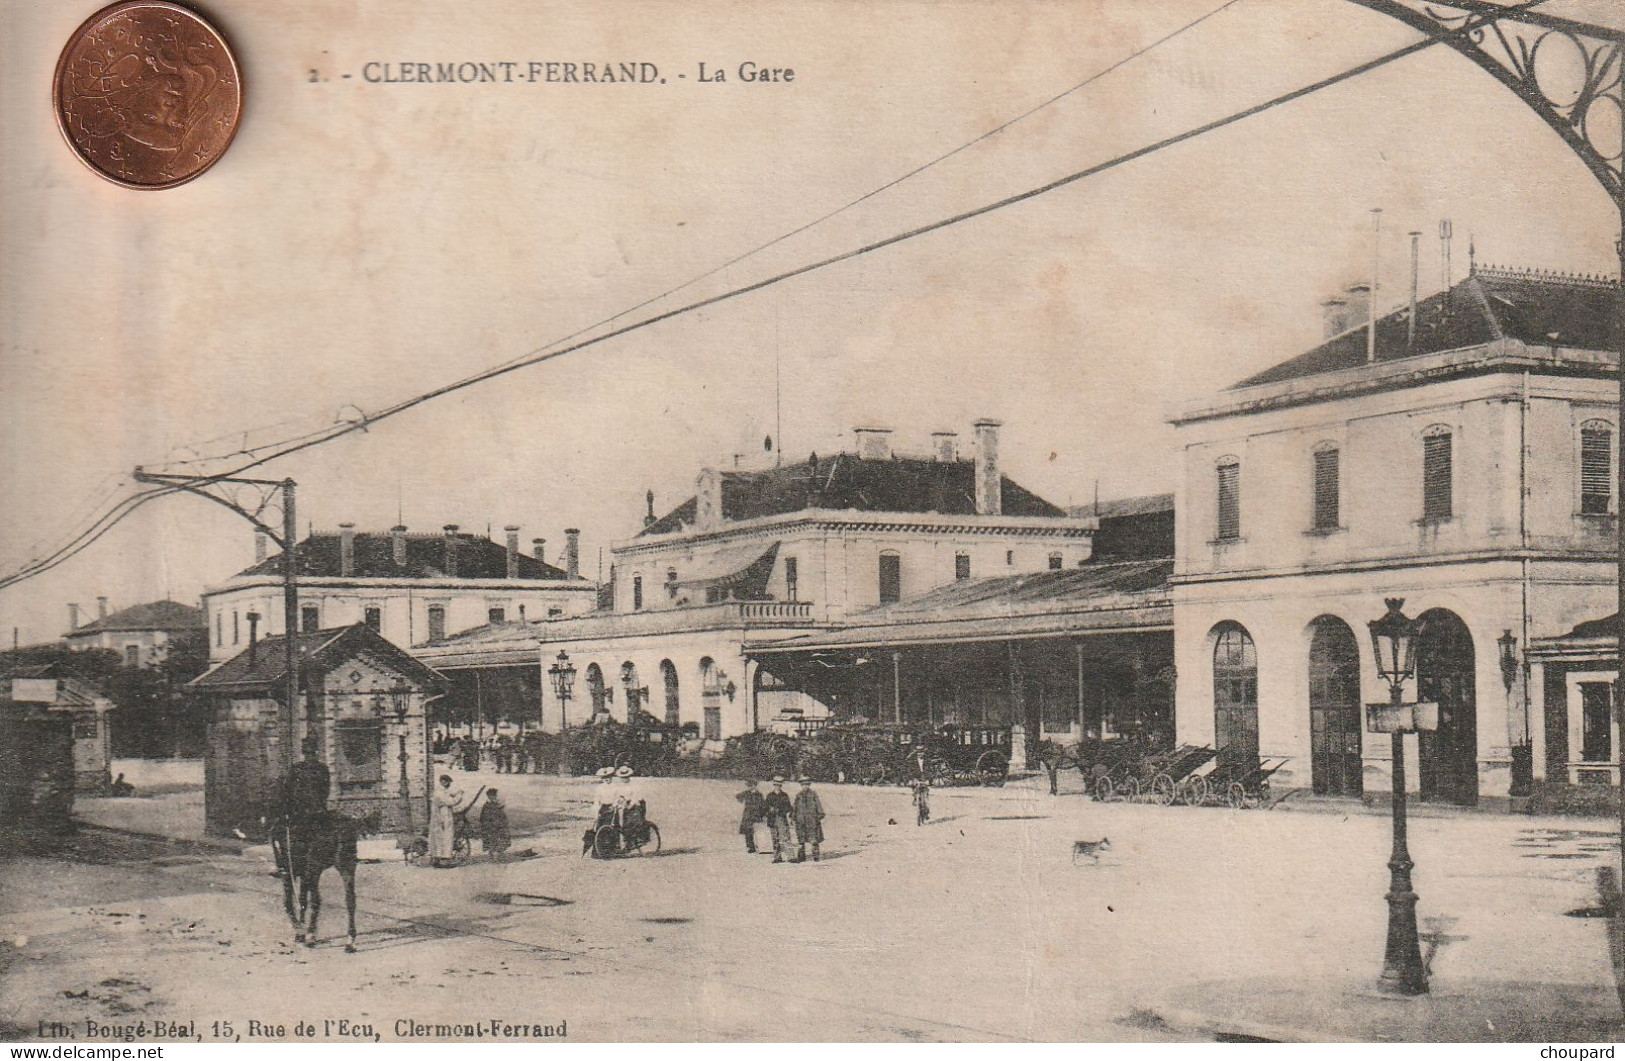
[358, 61, 795, 85]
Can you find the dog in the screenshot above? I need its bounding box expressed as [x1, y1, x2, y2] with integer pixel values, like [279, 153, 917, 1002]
[1071, 838, 1111, 864]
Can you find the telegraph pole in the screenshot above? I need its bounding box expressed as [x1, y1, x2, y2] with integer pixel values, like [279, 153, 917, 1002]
[132, 469, 302, 761]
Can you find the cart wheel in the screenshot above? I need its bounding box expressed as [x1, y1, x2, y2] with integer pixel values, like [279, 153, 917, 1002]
[594, 824, 622, 859]
[1123, 777, 1141, 802]
[1227, 782, 1247, 810]
[866, 761, 890, 786]
[1150, 774, 1175, 807]
[643, 823, 661, 855]
[975, 751, 1008, 787]
[452, 834, 471, 863]
[1186, 775, 1210, 806]
[1095, 776, 1115, 802]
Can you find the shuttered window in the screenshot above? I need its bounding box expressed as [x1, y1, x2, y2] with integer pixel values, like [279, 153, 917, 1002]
[1313, 447, 1340, 530]
[1582, 422, 1612, 515]
[879, 552, 902, 604]
[1581, 682, 1613, 762]
[1422, 429, 1452, 521]
[1216, 461, 1241, 541]
[784, 557, 798, 601]
[955, 553, 970, 580]
[426, 605, 446, 641]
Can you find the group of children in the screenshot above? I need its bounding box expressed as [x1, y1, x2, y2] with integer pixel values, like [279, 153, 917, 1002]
[734, 776, 826, 863]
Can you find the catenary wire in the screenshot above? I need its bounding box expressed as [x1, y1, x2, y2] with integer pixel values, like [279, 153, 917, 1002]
[0, 4, 1532, 592]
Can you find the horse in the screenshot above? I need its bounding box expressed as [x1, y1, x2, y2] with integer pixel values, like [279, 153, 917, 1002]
[268, 812, 359, 952]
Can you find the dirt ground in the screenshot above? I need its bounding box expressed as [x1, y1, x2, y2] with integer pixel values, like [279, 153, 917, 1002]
[2, 768, 1619, 1042]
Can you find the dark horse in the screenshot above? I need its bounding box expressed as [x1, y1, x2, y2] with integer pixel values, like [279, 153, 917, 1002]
[269, 812, 359, 952]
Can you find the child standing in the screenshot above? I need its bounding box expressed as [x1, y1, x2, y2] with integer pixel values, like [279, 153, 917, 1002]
[479, 788, 511, 859]
[911, 778, 931, 826]
[735, 779, 765, 853]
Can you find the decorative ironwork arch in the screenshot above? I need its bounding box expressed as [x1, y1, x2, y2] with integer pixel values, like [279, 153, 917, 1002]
[1347, 1, 1623, 200]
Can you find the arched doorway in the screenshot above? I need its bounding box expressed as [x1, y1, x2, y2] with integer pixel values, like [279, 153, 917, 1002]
[699, 658, 723, 740]
[1212, 622, 1259, 763]
[1308, 616, 1363, 797]
[1416, 608, 1478, 806]
[621, 662, 642, 719]
[584, 663, 606, 718]
[660, 660, 680, 727]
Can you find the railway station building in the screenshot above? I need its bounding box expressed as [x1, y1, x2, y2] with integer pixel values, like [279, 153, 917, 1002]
[1169, 264, 1618, 809]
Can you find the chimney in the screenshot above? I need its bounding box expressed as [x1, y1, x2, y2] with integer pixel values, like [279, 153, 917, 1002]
[443, 524, 460, 578]
[644, 489, 656, 529]
[67, 602, 80, 631]
[532, 538, 546, 563]
[97, 596, 109, 621]
[931, 431, 958, 462]
[973, 419, 1003, 516]
[1320, 297, 1351, 339]
[246, 611, 260, 666]
[564, 529, 581, 580]
[254, 529, 269, 564]
[1342, 284, 1371, 330]
[339, 523, 357, 577]
[695, 468, 722, 531]
[504, 525, 520, 579]
[854, 426, 893, 460]
[391, 524, 408, 566]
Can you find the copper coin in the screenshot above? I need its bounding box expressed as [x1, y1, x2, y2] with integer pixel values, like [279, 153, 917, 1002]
[52, 1, 242, 190]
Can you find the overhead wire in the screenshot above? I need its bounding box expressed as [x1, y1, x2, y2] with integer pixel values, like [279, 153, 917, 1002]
[0, 2, 1527, 592]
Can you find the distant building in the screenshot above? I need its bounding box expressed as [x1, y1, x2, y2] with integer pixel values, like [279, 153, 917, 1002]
[190, 623, 443, 839]
[0, 667, 115, 794]
[63, 598, 205, 668]
[416, 420, 1102, 745]
[1170, 264, 1617, 808]
[201, 523, 598, 664]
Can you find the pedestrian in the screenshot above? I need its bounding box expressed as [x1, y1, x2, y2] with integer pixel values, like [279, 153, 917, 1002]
[792, 776, 825, 862]
[429, 773, 468, 867]
[911, 777, 931, 826]
[735, 779, 765, 853]
[479, 788, 511, 859]
[763, 776, 793, 863]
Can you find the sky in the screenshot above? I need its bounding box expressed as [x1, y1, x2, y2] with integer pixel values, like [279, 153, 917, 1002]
[1, 0, 1620, 644]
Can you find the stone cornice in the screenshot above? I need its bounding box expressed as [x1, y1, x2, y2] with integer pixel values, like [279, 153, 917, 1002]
[614, 508, 1096, 558]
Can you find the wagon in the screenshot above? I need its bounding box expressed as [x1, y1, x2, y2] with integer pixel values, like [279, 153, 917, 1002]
[1181, 749, 1289, 809]
[1141, 744, 1216, 805]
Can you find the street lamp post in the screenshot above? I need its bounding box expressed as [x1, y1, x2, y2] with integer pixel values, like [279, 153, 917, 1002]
[548, 649, 576, 732]
[1367, 598, 1437, 996]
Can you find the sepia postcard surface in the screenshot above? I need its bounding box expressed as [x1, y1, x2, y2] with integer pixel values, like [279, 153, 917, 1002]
[3, 0, 1625, 1047]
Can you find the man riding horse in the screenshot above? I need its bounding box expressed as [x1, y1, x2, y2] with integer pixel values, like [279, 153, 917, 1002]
[272, 736, 359, 952]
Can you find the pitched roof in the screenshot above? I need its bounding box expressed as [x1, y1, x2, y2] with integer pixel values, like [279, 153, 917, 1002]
[640, 453, 1065, 536]
[189, 623, 444, 691]
[1234, 267, 1621, 389]
[1069, 493, 1174, 520]
[65, 599, 204, 637]
[235, 530, 575, 581]
[751, 559, 1172, 652]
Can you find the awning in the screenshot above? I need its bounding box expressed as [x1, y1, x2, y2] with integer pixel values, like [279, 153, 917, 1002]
[673, 540, 780, 597]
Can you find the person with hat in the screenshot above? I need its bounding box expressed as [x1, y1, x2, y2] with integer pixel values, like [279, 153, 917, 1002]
[585, 767, 618, 855]
[762, 777, 794, 863]
[478, 787, 511, 860]
[615, 765, 646, 842]
[734, 779, 765, 854]
[792, 776, 825, 863]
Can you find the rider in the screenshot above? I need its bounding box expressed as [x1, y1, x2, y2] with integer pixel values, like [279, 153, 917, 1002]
[275, 736, 330, 878]
[615, 765, 646, 838]
[593, 766, 619, 828]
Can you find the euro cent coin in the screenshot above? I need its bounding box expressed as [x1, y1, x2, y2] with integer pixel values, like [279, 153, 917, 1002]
[52, 1, 243, 190]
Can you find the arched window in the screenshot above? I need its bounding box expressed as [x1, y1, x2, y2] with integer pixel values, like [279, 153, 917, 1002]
[1308, 616, 1362, 797]
[1581, 419, 1613, 515]
[1212, 622, 1258, 761]
[699, 657, 723, 740]
[1422, 425, 1453, 521]
[621, 662, 642, 716]
[660, 659, 680, 727]
[585, 663, 606, 715]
